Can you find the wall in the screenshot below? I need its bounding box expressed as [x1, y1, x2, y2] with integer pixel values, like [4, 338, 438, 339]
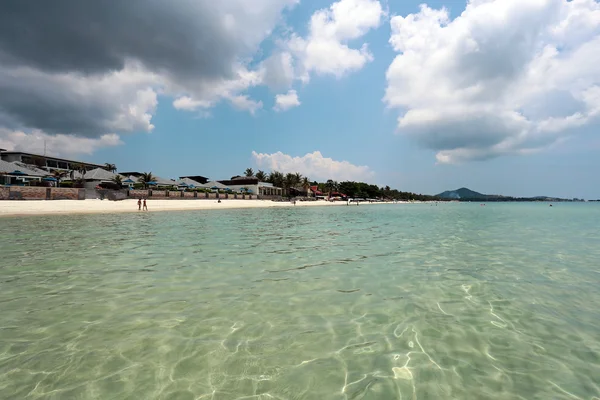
[128, 189, 149, 199]
[8, 187, 46, 200]
[121, 190, 258, 200]
[0, 186, 264, 201]
[50, 188, 84, 200]
[0, 187, 84, 200]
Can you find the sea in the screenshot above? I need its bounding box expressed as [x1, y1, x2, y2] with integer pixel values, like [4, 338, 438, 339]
[0, 203, 599, 399]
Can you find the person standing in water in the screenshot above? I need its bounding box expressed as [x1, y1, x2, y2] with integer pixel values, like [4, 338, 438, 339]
[143, 198, 148, 211]
[138, 198, 142, 211]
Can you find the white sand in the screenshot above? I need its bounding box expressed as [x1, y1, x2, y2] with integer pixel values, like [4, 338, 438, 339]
[0, 198, 401, 217]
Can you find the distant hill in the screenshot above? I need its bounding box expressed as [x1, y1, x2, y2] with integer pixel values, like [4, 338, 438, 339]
[436, 187, 582, 202]
[437, 187, 491, 200]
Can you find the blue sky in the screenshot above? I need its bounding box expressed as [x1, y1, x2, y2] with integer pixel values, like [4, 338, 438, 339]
[1, 0, 599, 198]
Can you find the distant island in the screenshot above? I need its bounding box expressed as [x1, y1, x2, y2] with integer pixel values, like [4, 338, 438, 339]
[437, 187, 586, 202]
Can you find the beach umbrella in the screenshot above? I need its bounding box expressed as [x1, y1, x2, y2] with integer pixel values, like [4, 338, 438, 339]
[10, 170, 26, 176]
[148, 181, 157, 185]
[123, 178, 135, 183]
[211, 186, 219, 189]
[43, 177, 57, 181]
[178, 182, 189, 187]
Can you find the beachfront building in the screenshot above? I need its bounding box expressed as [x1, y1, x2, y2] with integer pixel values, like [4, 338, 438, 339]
[217, 176, 283, 196]
[310, 185, 324, 199]
[0, 150, 106, 172]
[70, 168, 121, 190]
[177, 177, 207, 189]
[120, 172, 177, 188]
[179, 175, 209, 184]
[0, 159, 46, 185]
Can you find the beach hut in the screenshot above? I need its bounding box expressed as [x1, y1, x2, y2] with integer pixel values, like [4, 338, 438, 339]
[0, 160, 45, 185]
[150, 175, 178, 188]
[206, 181, 227, 192]
[80, 168, 123, 190]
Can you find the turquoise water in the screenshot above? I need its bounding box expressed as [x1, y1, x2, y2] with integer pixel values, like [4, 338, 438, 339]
[1, 203, 599, 399]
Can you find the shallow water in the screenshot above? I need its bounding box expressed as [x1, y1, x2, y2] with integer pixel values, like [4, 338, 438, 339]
[1, 203, 599, 399]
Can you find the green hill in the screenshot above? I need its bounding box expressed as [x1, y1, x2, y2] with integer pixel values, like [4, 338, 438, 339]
[436, 188, 579, 202]
[437, 187, 490, 200]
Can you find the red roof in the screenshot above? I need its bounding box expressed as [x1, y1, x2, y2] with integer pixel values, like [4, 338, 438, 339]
[310, 186, 323, 195]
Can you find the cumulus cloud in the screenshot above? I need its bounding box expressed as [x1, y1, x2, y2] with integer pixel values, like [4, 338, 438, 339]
[261, 52, 296, 90]
[384, 0, 600, 163]
[0, 128, 123, 158]
[286, 0, 384, 80]
[274, 90, 301, 111]
[0, 0, 297, 152]
[252, 150, 375, 181]
[0, 63, 158, 137]
[172, 96, 212, 112]
[228, 95, 264, 115]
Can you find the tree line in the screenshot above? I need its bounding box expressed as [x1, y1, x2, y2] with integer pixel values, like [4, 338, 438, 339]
[243, 168, 442, 201]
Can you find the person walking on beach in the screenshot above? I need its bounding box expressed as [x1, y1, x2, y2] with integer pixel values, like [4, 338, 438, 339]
[138, 198, 142, 211]
[143, 198, 148, 211]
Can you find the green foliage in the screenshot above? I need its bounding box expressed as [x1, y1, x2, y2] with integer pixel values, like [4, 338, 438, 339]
[111, 175, 123, 187]
[52, 169, 68, 187]
[301, 179, 445, 201]
[267, 171, 284, 188]
[139, 172, 155, 189]
[244, 168, 254, 177]
[104, 163, 117, 173]
[255, 170, 267, 181]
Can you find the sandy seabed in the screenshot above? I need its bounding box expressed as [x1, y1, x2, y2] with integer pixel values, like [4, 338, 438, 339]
[0, 198, 405, 217]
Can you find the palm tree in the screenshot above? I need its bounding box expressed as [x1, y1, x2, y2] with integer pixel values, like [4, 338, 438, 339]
[255, 170, 267, 181]
[325, 179, 335, 195]
[302, 176, 311, 197]
[70, 163, 86, 180]
[245, 168, 254, 177]
[139, 172, 155, 189]
[104, 163, 117, 173]
[268, 171, 284, 188]
[52, 170, 68, 187]
[284, 172, 299, 197]
[111, 175, 123, 188]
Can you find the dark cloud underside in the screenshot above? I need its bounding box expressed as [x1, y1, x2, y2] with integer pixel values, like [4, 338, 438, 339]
[0, 0, 237, 78]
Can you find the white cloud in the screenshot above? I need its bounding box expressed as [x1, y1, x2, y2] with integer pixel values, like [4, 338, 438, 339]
[172, 96, 212, 111]
[252, 150, 375, 181]
[274, 90, 301, 111]
[0, 128, 123, 158]
[261, 52, 295, 90]
[170, 65, 265, 113]
[384, 0, 600, 163]
[285, 0, 384, 80]
[228, 95, 264, 115]
[0, 0, 299, 154]
[0, 62, 159, 136]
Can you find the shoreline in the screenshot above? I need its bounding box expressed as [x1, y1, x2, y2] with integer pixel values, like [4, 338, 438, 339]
[0, 198, 410, 217]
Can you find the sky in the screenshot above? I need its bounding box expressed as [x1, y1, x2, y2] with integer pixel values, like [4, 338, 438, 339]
[0, 0, 599, 199]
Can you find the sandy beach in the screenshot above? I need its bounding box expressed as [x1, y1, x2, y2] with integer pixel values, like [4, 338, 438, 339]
[0, 198, 402, 217]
